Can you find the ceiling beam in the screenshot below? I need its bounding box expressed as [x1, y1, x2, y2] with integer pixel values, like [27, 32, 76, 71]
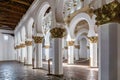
[0, 12, 23, 17]
[0, 7, 24, 15]
[0, 29, 14, 34]
[0, 20, 17, 24]
[0, 25, 14, 30]
[0, 15, 21, 20]
[0, 19, 19, 23]
[0, 22, 16, 26]
[11, 0, 30, 6]
[0, 3, 27, 11]
[0, 25, 13, 29]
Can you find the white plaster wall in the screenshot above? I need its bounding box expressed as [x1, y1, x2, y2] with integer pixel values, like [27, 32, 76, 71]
[0, 34, 15, 61]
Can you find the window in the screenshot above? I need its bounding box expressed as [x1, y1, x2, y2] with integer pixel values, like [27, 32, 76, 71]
[4, 35, 8, 40]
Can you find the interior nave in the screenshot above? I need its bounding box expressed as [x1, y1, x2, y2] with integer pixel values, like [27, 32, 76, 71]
[0, 0, 120, 80]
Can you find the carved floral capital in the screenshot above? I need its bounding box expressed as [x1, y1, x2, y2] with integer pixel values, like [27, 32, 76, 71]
[74, 45, 80, 49]
[88, 36, 98, 43]
[20, 43, 26, 48]
[25, 41, 32, 46]
[94, 1, 120, 25]
[44, 45, 50, 48]
[15, 45, 21, 49]
[87, 46, 90, 49]
[67, 41, 75, 46]
[50, 27, 66, 38]
[33, 36, 43, 43]
[64, 46, 68, 49]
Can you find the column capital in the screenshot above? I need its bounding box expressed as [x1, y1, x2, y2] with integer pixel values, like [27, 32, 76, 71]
[88, 36, 98, 43]
[15, 45, 21, 49]
[50, 27, 66, 38]
[74, 45, 80, 49]
[44, 45, 50, 48]
[25, 40, 32, 46]
[33, 36, 43, 43]
[94, 1, 120, 25]
[20, 43, 26, 48]
[67, 41, 75, 46]
[86, 45, 90, 49]
[64, 46, 68, 49]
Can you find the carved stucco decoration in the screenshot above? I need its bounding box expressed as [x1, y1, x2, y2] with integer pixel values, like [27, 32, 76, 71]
[50, 27, 66, 38]
[44, 45, 50, 48]
[33, 36, 43, 43]
[88, 36, 98, 43]
[64, 46, 68, 49]
[25, 41, 32, 46]
[20, 43, 26, 48]
[87, 46, 90, 49]
[67, 41, 75, 46]
[94, 1, 120, 25]
[74, 45, 80, 49]
[64, 6, 93, 24]
[15, 45, 21, 49]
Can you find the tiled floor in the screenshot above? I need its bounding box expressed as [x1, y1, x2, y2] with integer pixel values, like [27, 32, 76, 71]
[0, 61, 98, 80]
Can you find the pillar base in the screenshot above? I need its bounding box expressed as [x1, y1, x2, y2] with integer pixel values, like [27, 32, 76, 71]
[68, 63, 74, 65]
[90, 66, 98, 68]
[47, 74, 63, 77]
[32, 68, 43, 69]
[25, 64, 32, 66]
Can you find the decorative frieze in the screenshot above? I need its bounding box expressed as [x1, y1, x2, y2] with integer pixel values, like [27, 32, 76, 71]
[94, 1, 120, 25]
[33, 36, 43, 43]
[88, 36, 98, 43]
[25, 41, 32, 46]
[50, 27, 66, 38]
[67, 41, 74, 46]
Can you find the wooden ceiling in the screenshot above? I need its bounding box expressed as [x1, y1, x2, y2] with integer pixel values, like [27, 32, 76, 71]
[0, 0, 34, 30]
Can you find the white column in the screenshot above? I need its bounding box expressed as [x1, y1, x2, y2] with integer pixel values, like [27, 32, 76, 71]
[27, 46, 32, 65]
[20, 43, 26, 63]
[16, 45, 19, 61]
[33, 45, 36, 68]
[23, 46, 27, 64]
[25, 40, 32, 65]
[21, 46, 26, 63]
[87, 46, 90, 59]
[44, 45, 50, 61]
[74, 45, 79, 60]
[64, 47, 68, 60]
[99, 23, 120, 80]
[36, 43, 43, 68]
[33, 36, 43, 68]
[67, 41, 74, 64]
[52, 38, 63, 75]
[88, 37, 98, 67]
[18, 48, 21, 62]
